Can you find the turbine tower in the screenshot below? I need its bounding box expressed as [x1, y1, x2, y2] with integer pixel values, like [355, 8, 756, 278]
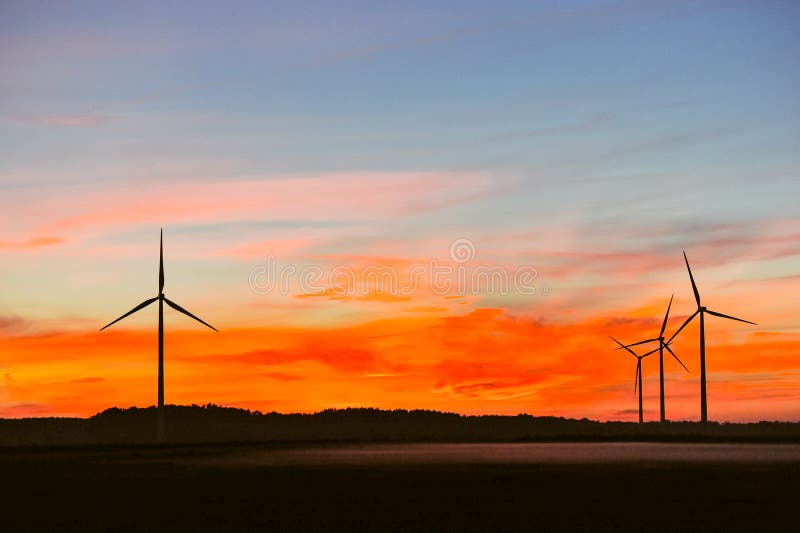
[100, 229, 217, 441]
[668, 251, 756, 423]
[610, 337, 657, 424]
[617, 295, 689, 422]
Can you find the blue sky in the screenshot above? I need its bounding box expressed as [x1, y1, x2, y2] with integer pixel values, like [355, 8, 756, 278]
[2, 1, 797, 176]
[1, 0, 798, 318]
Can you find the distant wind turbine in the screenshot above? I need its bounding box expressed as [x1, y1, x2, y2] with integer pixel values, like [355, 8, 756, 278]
[617, 295, 689, 422]
[667, 251, 756, 423]
[100, 229, 217, 441]
[610, 337, 657, 424]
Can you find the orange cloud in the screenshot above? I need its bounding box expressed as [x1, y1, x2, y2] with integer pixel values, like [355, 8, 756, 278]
[2, 306, 797, 421]
[0, 236, 64, 251]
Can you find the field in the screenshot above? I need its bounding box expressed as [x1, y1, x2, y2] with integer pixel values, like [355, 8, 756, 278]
[3, 442, 799, 532]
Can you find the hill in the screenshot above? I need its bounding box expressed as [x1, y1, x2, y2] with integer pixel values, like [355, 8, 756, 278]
[1, 404, 799, 447]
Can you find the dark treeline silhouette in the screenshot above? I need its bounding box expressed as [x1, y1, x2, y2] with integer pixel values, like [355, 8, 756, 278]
[1, 404, 799, 447]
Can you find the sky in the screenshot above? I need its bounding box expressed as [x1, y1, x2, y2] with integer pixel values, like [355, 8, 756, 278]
[1, 0, 798, 421]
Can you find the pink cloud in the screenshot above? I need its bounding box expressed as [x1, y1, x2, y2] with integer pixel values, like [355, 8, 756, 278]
[217, 236, 325, 259]
[0, 236, 64, 251]
[0, 171, 493, 246]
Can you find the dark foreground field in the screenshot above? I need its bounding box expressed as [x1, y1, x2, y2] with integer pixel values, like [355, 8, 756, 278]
[2, 442, 799, 532]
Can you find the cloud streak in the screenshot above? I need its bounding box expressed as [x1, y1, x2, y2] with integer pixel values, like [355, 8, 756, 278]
[6, 113, 110, 128]
[0, 236, 64, 251]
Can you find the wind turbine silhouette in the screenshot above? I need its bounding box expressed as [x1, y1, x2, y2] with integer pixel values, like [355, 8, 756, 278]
[616, 295, 689, 422]
[100, 229, 217, 441]
[610, 337, 657, 424]
[667, 251, 756, 423]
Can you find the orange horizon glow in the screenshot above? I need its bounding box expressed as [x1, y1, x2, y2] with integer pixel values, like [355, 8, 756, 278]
[2, 295, 798, 421]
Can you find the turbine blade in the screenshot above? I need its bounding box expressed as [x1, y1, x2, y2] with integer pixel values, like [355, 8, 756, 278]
[634, 359, 641, 393]
[616, 338, 659, 349]
[660, 294, 674, 337]
[640, 346, 660, 358]
[163, 297, 217, 331]
[706, 309, 757, 326]
[683, 250, 701, 307]
[159, 228, 164, 293]
[99, 297, 158, 331]
[665, 343, 690, 373]
[667, 310, 699, 345]
[610, 337, 639, 358]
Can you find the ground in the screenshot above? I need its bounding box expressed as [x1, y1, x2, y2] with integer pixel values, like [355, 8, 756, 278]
[2, 443, 798, 532]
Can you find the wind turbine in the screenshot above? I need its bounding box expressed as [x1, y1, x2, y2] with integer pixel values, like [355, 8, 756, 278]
[667, 251, 756, 423]
[610, 337, 657, 423]
[100, 229, 217, 441]
[617, 295, 690, 422]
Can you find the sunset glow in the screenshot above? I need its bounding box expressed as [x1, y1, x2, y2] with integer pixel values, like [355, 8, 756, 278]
[1, 1, 798, 421]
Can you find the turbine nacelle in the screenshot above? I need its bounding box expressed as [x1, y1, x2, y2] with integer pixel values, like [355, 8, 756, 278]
[100, 230, 217, 334]
[614, 294, 689, 373]
[668, 253, 756, 346]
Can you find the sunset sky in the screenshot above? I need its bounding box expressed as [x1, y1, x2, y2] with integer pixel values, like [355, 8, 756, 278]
[1, 0, 798, 421]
